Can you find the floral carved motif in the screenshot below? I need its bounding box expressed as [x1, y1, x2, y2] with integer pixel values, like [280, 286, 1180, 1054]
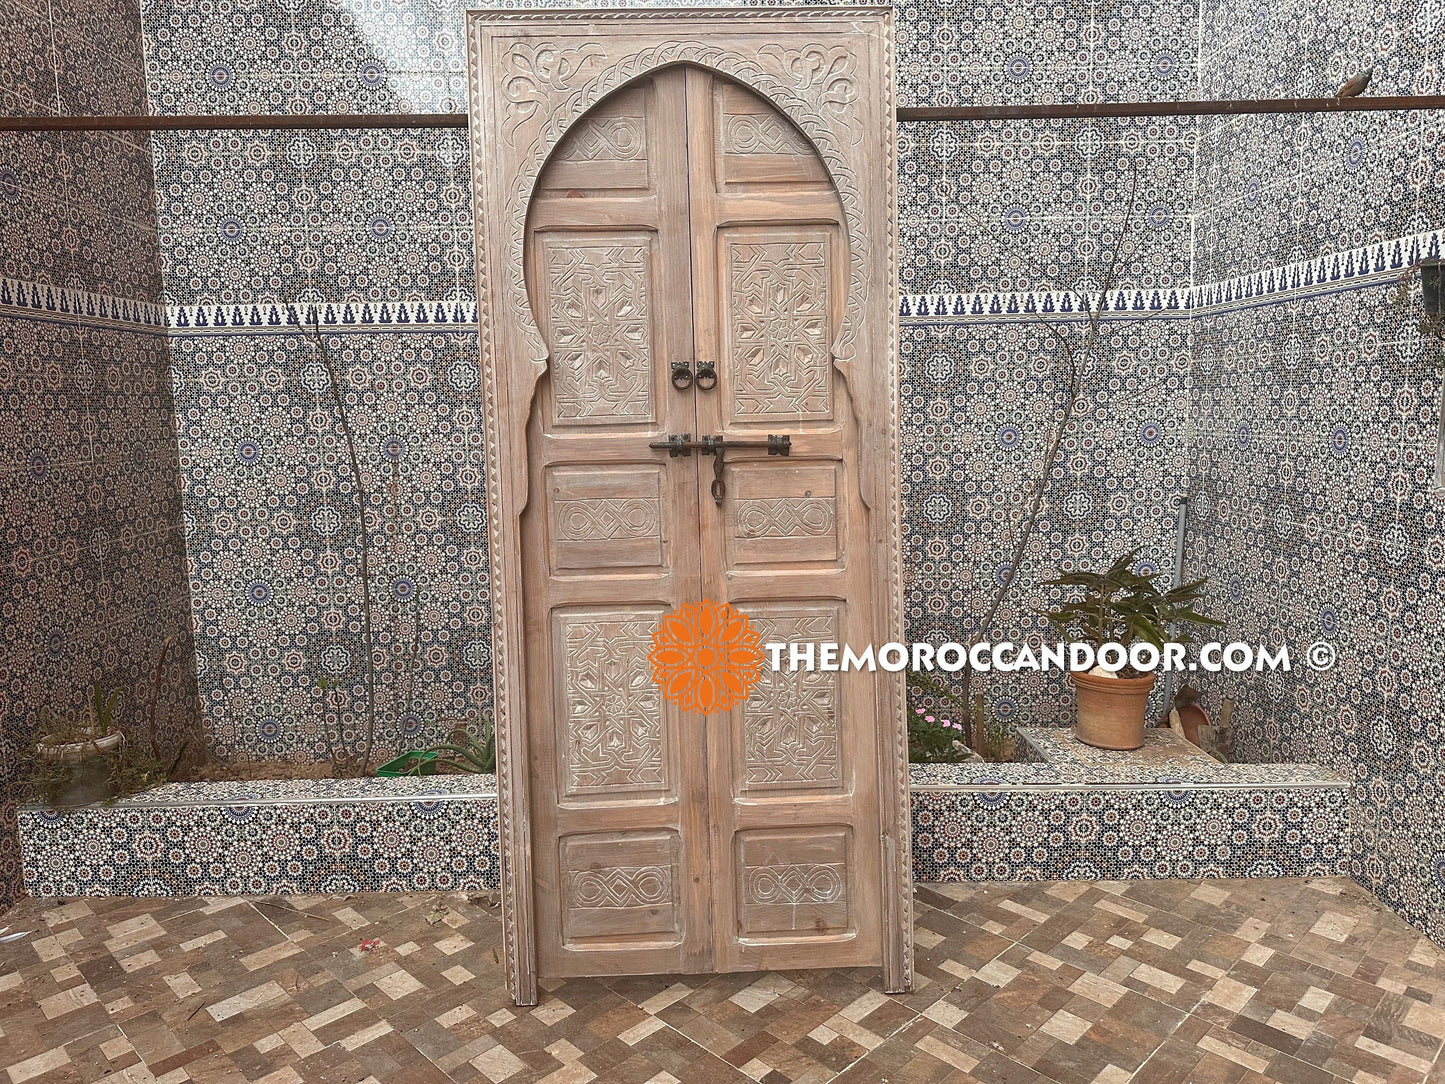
[741, 612, 841, 788]
[728, 239, 832, 419]
[542, 240, 654, 424]
[560, 614, 665, 794]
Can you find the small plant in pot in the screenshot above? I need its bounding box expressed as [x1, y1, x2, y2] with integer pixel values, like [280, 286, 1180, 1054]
[1040, 550, 1222, 751]
[31, 682, 126, 807]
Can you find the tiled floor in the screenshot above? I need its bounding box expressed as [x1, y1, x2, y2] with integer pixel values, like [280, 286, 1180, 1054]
[1, 878, 1443, 1083]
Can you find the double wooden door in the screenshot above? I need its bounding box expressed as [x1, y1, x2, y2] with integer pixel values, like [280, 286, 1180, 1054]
[521, 65, 886, 979]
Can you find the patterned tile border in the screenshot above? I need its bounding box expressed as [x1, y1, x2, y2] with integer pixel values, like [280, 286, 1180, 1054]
[0, 275, 167, 331]
[1194, 226, 1445, 315]
[167, 297, 478, 333]
[901, 226, 1445, 324]
[153, 229, 1445, 334]
[901, 284, 1194, 322]
[153, 221, 1442, 337]
[18, 770, 1348, 898]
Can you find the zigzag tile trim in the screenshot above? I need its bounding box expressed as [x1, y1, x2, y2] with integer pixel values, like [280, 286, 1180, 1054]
[1194, 227, 1445, 314]
[900, 285, 1194, 321]
[0, 276, 167, 331]
[167, 297, 480, 334]
[901, 227, 1445, 324]
[11, 228, 1436, 336]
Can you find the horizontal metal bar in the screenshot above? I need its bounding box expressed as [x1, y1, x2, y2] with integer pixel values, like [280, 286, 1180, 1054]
[0, 113, 470, 132]
[897, 95, 1445, 121]
[0, 94, 1441, 133]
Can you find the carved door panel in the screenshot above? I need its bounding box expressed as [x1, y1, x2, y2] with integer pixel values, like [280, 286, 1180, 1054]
[685, 70, 883, 971]
[522, 71, 711, 978]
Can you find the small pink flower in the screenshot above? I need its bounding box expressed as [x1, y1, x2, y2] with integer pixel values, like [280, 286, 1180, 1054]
[915, 708, 926, 715]
[924, 715, 935, 723]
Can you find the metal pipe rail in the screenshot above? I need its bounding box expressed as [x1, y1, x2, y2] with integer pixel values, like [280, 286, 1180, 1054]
[0, 95, 1441, 132]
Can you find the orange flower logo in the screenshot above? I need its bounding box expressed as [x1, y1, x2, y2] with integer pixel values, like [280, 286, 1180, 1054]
[649, 600, 763, 713]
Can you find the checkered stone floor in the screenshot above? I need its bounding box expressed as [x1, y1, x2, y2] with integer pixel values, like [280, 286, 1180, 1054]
[2, 877, 1443, 1083]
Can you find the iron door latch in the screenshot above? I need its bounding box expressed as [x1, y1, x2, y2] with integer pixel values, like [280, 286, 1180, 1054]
[647, 433, 791, 504]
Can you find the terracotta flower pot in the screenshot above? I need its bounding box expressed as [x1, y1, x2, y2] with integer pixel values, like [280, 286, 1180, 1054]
[1071, 671, 1156, 750]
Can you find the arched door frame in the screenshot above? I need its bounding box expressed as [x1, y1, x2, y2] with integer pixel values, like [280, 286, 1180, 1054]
[467, 7, 905, 1006]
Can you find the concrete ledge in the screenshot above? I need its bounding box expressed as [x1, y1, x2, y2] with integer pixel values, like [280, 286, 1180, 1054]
[911, 728, 1349, 790]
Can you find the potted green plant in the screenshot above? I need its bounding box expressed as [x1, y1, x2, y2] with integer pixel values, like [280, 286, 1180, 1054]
[377, 715, 496, 778]
[1040, 550, 1222, 750]
[32, 682, 126, 807]
[429, 717, 496, 774]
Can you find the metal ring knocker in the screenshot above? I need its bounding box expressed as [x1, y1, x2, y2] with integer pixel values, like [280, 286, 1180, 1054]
[671, 362, 693, 391]
[695, 360, 718, 391]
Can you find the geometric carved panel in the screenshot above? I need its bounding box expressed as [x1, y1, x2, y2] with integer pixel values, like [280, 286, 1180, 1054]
[738, 605, 842, 791]
[736, 828, 850, 937]
[542, 85, 650, 192]
[724, 111, 812, 156]
[541, 232, 655, 427]
[728, 462, 839, 567]
[547, 465, 665, 572]
[716, 81, 828, 188]
[725, 229, 832, 422]
[554, 609, 667, 797]
[560, 831, 681, 945]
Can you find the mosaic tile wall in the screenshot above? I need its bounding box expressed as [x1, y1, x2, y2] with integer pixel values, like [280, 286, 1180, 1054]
[898, 111, 1199, 728]
[116, 0, 1445, 948]
[0, 0, 200, 911]
[138, 0, 1206, 754]
[144, 0, 491, 760]
[912, 785, 1349, 882]
[895, 0, 1200, 108]
[1183, 0, 1445, 939]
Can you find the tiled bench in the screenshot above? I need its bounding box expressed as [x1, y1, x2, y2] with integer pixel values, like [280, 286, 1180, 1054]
[910, 728, 1350, 882]
[19, 731, 1349, 897]
[19, 776, 500, 898]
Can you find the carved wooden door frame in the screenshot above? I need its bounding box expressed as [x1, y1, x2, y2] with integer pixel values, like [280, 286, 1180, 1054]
[466, 6, 907, 1006]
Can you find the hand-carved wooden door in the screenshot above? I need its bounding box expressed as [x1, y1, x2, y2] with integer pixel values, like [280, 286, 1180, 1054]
[522, 64, 887, 983]
[471, 7, 905, 1005]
